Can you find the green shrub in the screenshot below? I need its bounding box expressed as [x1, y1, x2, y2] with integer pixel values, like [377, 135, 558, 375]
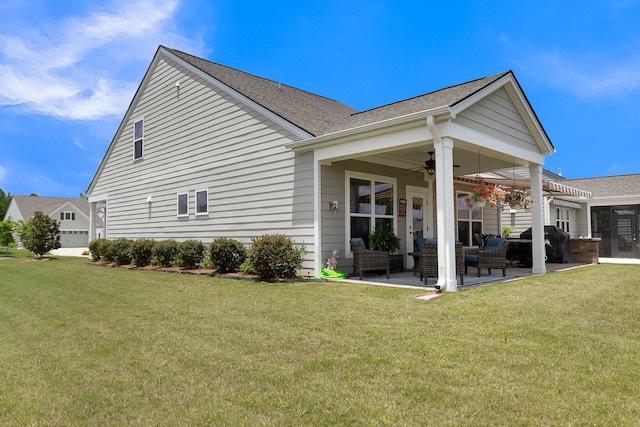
[176, 240, 205, 269]
[152, 240, 179, 267]
[130, 239, 156, 266]
[111, 238, 132, 266]
[240, 260, 254, 275]
[88, 238, 109, 261]
[100, 240, 116, 263]
[249, 234, 302, 279]
[209, 238, 246, 273]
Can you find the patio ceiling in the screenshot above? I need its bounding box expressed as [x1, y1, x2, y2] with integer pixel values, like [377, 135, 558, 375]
[350, 142, 532, 178]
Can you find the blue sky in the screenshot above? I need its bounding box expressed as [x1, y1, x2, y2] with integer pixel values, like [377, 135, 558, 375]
[1, 0, 639, 198]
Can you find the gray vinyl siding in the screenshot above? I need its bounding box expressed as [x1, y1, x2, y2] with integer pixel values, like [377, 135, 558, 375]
[574, 206, 589, 237]
[453, 87, 538, 150]
[90, 54, 315, 270]
[500, 210, 533, 237]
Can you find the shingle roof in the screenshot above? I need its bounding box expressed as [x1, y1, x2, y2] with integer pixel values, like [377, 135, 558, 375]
[167, 48, 358, 137]
[10, 196, 89, 220]
[166, 47, 511, 137]
[322, 72, 511, 134]
[560, 174, 640, 198]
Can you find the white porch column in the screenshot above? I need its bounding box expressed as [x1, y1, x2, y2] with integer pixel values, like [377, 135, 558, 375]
[434, 136, 457, 292]
[89, 202, 97, 242]
[529, 163, 547, 275]
[313, 153, 323, 278]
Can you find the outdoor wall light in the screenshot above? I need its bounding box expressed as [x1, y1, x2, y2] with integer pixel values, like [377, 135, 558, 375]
[330, 201, 339, 212]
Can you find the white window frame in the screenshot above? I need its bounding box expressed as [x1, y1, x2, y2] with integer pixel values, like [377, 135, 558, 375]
[59, 211, 76, 221]
[556, 207, 570, 233]
[195, 189, 209, 215]
[177, 192, 189, 217]
[456, 190, 483, 246]
[133, 119, 144, 160]
[345, 171, 397, 257]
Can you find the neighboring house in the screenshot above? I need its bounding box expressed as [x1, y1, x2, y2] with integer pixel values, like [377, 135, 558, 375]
[3, 196, 94, 248]
[87, 46, 556, 291]
[558, 174, 640, 259]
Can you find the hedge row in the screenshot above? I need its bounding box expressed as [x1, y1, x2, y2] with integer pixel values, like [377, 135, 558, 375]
[88, 234, 302, 279]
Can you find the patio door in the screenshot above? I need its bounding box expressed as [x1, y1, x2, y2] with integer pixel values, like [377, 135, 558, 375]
[406, 186, 432, 269]
[613, 210, 638, 258]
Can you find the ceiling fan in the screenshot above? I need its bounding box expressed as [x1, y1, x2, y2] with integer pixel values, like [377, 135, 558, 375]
[423, 151, 460, 176]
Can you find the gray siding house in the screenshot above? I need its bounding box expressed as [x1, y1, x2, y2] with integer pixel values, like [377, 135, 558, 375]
[3, 196, 92, 248]
[87, 46, 556, 291]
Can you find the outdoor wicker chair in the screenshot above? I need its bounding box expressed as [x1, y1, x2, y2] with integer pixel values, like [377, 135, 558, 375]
[350, 239, 390, 280]
[464, 237, 509, 277]
[419, 240, 464, 285]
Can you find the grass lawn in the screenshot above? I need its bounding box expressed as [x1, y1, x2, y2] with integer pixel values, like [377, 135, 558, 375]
[1, 250, 639, 426]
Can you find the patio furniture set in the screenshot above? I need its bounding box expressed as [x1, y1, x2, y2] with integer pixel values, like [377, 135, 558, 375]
[351, 236, 510, 285]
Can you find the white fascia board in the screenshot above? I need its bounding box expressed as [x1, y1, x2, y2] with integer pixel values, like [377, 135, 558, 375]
[286, 106, 451, 152]
[164, 48, 313, 141]
[446, 122, 547, 165]
[313, 124, 433, 163]
[588, 195, 640, 205]
[88, 193, 108, 204]
[451, 73, 554, 156]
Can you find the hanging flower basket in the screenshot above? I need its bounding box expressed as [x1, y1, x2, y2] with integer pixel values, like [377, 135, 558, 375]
[503, 189, 534, 211]
[464, 178, 506, 210]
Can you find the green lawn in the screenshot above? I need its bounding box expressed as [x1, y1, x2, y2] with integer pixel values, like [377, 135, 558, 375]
[1, 251, 639, 426]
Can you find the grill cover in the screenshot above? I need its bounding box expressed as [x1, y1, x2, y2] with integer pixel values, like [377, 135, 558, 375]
[520, 225, 573, 263]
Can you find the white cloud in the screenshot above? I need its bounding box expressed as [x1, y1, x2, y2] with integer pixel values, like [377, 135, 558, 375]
[0, 165, 7, 184]
[0, 0, 200, 120]
[524, 50, 640, 98]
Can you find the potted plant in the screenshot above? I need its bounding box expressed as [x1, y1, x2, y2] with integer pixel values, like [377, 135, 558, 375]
[369, 224, 401, 254]
[465, 178, 506, 209]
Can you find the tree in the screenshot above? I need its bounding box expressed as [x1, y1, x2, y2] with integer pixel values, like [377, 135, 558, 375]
[0, 219, 15, 254]
[21, 211, 61, 258]
[0, 188, 12, 220]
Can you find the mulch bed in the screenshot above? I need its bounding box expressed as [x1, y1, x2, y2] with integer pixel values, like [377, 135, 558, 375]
[86, 261, 309, 283]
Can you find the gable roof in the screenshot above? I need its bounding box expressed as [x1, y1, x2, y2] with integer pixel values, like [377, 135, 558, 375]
[321, 72, 511, 134]
[8, 196, 90, 220]
[166, 49, 544, 143]
[561, 174, 640, 198]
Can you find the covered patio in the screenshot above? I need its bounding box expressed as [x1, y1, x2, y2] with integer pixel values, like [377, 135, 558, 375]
[288, 71, 555, 291]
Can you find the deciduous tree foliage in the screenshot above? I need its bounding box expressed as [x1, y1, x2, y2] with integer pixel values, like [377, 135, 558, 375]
[0, 219, 15, 254]
[0, 188, 12, 220]
[22, 211, 61, 258]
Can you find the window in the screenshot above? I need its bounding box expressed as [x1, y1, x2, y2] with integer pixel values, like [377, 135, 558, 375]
[556, 208, 570, 233]
[346, 172, 396, 250]
[457, 192, 482, 246]
[59, 211, 76, 221]
[134, 119, 144, 160]
[195, 189, 208, 214]
[177, 193, 188, 217]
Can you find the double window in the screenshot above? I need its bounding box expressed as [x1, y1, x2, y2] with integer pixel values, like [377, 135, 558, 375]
[457, 192, 482, 246]
[175, 189, 209, 217]
[346, 172, 396, 251]
[134, 119, 144, 160]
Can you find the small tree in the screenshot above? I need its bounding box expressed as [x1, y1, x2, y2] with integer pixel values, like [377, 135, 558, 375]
[0, 219, 16, 254]
[21, 211, 61, 258]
